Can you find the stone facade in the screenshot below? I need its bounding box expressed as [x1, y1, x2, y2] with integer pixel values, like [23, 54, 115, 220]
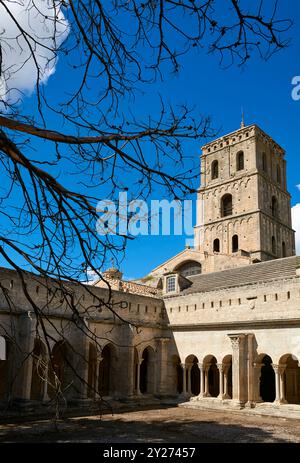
[0, 124, 299, 413]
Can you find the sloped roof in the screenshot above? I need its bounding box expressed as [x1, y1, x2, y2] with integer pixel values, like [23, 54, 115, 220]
[178, 256, 300, 295]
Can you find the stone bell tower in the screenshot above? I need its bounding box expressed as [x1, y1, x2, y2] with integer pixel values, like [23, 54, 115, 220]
[194, 123, 295, 262]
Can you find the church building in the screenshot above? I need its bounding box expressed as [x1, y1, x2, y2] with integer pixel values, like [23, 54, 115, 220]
[0, 123, 299, 412]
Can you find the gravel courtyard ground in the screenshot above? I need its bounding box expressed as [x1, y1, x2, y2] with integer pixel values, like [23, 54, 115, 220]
[0, 406, 300, 443]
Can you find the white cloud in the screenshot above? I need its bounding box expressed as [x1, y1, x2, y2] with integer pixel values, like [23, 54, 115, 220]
[0, 0, 68, 103]
[292, 203, 300, 255]
[296, 185, 300, 191]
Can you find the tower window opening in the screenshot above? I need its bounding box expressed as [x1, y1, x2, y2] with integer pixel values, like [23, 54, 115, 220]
[213, 239, 220, 253]
[211, 160, 219, 180]
[221, 194, 233, 217]
[271, 196, 278, 218]
[236, 151, 244, 171]
[232, 235, 239, 253]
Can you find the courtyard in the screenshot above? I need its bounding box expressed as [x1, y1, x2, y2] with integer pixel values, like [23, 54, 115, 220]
[0, 406, 300, 443]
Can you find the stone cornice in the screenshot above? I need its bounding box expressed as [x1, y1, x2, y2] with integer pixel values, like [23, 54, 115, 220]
[169, 318, 300, 331]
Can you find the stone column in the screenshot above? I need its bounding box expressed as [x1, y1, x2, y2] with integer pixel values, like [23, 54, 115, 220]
[14, 313, 35, 402]
[94, 355, 102, 399]
[204, 364, 211, 397]
[187, 365, 192, 395]
[228, 334, 247, 406]
[197, 363, 204, 398]
[253, 363, 263, 403]
[223, 366, 230, 399]
[272, 364, 281, 404]
[180, 363, 187, 397]
[155, 337, 170, 396]
[217, 363, 224, 399]
[136, 360, 143, 396]
[279, 365, 287, 404]
[246, 334, 255, 407]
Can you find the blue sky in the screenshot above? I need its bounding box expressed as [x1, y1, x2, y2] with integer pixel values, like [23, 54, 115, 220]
[1, 1, 300, 280]
[120, 2, 300, 279]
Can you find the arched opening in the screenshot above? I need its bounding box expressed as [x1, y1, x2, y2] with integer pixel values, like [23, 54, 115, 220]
[236, 151, 244, 171]
[259, 355, 276, 403]
[271, 196, 278, 218]
[0, 336, 10, 401]
[272, 236, 276, 255]
[232, 235, 239, 253]
[171, 355, 183, 395]
[222, 355, 233, 399]
[98, 343, 117, 397]
[277, 165, 281, 184]
[213, 238, 220, 253]
[30, 339, 47, 401]
[48, 341, 74, 399]
[279, 354, 300, 405]
[87, 343, 97, 398]
[221, 194, 232, 217]
[203, 355, 219, 397]
[185, 355, 200, 396]
[262, 152, 267, 172]
[175, 261, 202, 277]
[140, 346, 155, 394]
[211, 160, 219, 180]
[282, 241, 286, 258]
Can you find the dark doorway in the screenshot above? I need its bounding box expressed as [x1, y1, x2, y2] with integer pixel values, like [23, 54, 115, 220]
[260, 355, 275, 402]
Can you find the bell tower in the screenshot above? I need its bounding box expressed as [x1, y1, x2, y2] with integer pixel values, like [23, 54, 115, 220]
[194, 124, 295, 262]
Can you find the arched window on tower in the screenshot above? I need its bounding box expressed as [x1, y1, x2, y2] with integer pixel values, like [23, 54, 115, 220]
[282, 241, 286, 258]
[262, 152, 267, 172]
[221, 194, 233, 217]
[232, 235, 239, 253]
[272, 236, 276, 255]
[277, 164, 281, 184]
[213, 239, 220, 253]
[271, 196, 278, 218]
[236, 151, 244, 171]
[211, 160, 219, 180]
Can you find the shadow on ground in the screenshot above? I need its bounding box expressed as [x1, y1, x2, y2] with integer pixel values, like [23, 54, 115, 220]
[0, 406, 298, 443]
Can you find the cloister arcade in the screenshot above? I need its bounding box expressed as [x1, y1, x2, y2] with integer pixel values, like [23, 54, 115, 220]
[0, 334, 300, 407]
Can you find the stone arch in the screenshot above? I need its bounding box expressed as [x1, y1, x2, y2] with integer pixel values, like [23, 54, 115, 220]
[30, 338, 47, 401]
[257, 354, 276, 403]
[48, 340, 74, 399]
[140, 346, 156, 394]
[279, 354, 300, 405]
[174, 260, 202, 277]
[98, 343, 118, 397]
[203, 355, 219, 397]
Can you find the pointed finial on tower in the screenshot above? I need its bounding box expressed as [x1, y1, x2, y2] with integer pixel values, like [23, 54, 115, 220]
[241, 107, 245, 128]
